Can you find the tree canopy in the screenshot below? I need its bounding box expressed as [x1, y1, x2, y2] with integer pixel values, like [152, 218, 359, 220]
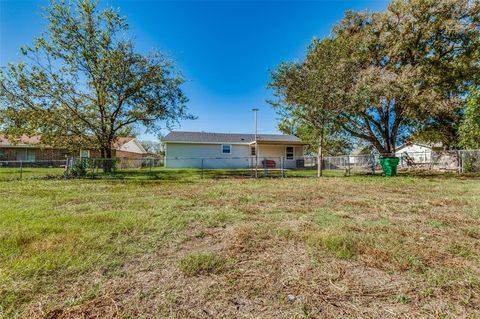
[0, 0, 191, 159]
[269, 0, 480, 155]
[269, 38, 353, 174]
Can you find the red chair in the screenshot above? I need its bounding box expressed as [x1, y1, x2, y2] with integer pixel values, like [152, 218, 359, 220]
[262, 159, 276, 168]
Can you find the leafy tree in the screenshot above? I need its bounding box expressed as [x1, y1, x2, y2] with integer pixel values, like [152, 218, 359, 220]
[334, 0, 479, 155]
[409, 110, 462, 149]
[270, 0, 479, 156]
[277, 117, 351, 156]
[141, 137, 165, 156]
[0, 0, 191, 170]
[459, 86, 480, 149]
[269, 39, 353, 176]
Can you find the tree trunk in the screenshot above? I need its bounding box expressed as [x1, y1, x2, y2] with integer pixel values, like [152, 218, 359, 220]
[317, 134, 324, 178]
[102, 147, 113, 173]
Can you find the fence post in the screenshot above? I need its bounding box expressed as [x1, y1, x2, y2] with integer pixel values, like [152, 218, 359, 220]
[264, 158, 268, 176]
[430, 151, 433, 170]
[65, 158, 69, 179]
[458, 150, 462, 174]
[201, 158, 204, 179]
[19, 160, 23, 180]
[281, 157, 285, 178]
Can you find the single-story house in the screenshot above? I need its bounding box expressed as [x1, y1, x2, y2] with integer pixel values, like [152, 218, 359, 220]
[0, 135, 147, 162]
[395, 142, 443, 164]
[162, 131, 306, 169]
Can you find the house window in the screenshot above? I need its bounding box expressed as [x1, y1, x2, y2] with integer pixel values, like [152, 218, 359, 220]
[221, 144, 231, 154]
[80, 150, 90, 158]
[251, 146, 256, 156]
[0, 149, 4, 159]
[16, 148, 36, 161]
[27, 149, 36, 161]
[286, 146, 294, 160]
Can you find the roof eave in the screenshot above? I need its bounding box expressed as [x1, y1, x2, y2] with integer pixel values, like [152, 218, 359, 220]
[250, 140, 307, 145]
[0, 144, 49, 148]
[162, 140, 251, 145]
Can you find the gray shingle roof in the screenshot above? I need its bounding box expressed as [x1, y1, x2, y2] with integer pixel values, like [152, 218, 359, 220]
[162, 131, 303, 144]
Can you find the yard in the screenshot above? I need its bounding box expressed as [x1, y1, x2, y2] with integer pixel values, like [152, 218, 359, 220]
[1, 174, 479, 318]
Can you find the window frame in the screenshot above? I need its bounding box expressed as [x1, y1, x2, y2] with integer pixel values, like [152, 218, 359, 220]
[15, 148, 36, 161]
[285, 146, 294, 160]
[250, 146, 256, 156]
[26, 149, 36, 161]
[221, 144, 231, 154]
[80, 150, 91, 158]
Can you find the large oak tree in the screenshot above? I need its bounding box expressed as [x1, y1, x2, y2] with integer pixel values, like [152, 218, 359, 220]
[0, 0, 191, 168]
[270, 0, 480, 155]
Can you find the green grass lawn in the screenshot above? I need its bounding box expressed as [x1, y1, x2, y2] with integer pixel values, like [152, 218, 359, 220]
[1, 174, 479, 318]
[0, 166, 356, 182]
[0, 165, 373, 181]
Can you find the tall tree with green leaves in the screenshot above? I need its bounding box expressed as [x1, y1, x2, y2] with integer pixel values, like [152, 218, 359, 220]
[270, 0, 480, 156]
[269, 38, 352, 176]
[459, 86, 480, 149]
[0, 0, 191, 170]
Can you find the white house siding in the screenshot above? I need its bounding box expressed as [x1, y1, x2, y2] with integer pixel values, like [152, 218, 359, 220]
[257, 145, 304, 169]
[395, 144, 432, 164]
[118, 139, 146, 154]
[165, 143, 251, 168]
[165, 143, 304, 169]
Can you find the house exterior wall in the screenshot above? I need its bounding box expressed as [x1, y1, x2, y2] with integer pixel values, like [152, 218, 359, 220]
[0, 147, 124, 161]
[0, 141, 147, 162]
[165, 143, 251, 168]
[164, 143, 304, 169]
[116, 150, 148, 158]
[118, 140, 146, 154]
[395, 144, 432, 163]
[0, 147, 71, 161]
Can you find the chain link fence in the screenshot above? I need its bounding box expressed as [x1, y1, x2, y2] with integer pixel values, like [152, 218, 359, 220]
[459, 150, 480, 173]
[0, 160, 68, 180]
[64, 157, 164, 179]
[1, 150, 479, 181]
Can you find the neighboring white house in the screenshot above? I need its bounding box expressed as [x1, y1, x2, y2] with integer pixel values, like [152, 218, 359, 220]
[162, 131, 306, 169]
[113, 137, 148, 157]
[395, 142, 443, 164]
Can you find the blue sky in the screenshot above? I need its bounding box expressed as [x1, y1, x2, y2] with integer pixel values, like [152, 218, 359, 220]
[1, 0, 389, 141]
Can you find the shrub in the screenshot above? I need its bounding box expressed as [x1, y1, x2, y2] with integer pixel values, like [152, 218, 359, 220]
[69, 158, 87, 177]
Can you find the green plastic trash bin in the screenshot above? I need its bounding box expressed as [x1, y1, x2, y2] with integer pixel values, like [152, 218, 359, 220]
[380, 157, 400, 176]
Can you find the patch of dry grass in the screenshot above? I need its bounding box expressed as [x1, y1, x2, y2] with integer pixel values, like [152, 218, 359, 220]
[1, 174, 479, 318]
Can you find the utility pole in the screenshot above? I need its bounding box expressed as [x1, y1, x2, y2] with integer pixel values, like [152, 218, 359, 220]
[253, 108, 259, 178]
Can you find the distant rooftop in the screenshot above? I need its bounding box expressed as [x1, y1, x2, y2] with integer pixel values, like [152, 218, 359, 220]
[162, 131, 304, 144]
[0, 135, 136, 149]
